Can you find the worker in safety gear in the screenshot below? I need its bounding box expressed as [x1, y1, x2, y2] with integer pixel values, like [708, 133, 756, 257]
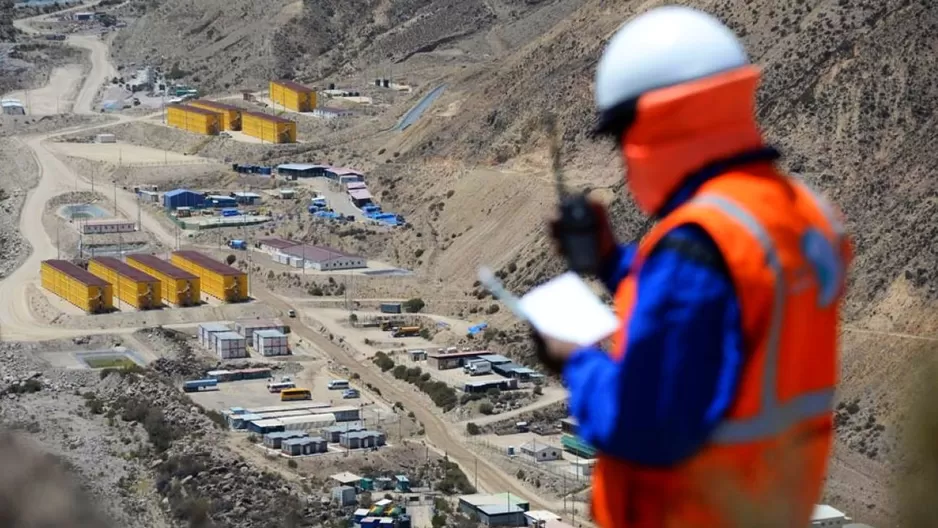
[537, 5, 853, 527]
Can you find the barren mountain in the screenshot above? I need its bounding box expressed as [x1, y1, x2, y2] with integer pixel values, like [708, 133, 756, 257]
[43, 0, 938, 525]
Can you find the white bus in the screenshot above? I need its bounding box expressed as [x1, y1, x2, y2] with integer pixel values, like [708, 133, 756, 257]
[267, 381, 296, 393]
[327, 379, 350, 390]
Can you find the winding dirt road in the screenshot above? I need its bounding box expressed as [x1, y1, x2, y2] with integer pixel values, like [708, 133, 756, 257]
[1, 10, 586, 520]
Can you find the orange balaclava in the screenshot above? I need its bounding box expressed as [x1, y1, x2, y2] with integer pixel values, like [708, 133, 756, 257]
[622, 65, 766, 215]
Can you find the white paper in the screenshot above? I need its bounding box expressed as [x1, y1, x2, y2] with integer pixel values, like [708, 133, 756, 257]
[518, 271, 619, 346]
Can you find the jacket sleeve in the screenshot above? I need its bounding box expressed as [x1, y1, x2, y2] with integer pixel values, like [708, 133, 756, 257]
[562, 224, 745, 467]
[599, 243, 638, 294]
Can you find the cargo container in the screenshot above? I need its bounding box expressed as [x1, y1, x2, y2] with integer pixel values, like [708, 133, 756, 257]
[198, 322, 231, 349]
[170, 250, 248, 302]
[188, 99, 242, 130]
[241, 110, 297, 143]
[235, 319, 285, 340]
[269, 80, 316, 112]
[88, 257, 161, 309]
[40, 259, 113, 313]
[166, 104, 221, 135]
[254, 329, 289, 356]
[125, 254, 201, 306]
[379, 303, 402, 314]
[214, 331, 247, 359]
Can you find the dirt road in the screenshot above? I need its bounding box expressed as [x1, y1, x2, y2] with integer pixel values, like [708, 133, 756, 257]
[1, 10, 583, 521]
[252, 287, 561, 511]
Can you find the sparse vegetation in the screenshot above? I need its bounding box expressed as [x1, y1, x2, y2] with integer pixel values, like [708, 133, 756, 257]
[403, 298, 426, 313]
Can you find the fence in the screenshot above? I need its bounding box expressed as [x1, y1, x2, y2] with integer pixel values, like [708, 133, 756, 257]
[464, 435, 593, 486]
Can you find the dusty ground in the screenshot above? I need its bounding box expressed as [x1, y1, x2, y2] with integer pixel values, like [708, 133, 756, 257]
[0, 137, 40, 279]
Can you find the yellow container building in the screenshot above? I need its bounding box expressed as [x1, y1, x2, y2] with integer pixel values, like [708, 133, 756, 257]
[189, 99, 243, 131]
[166, 104, 221, 135]
[125, 253, 201, 306]
[269, 80, 316, 112]
[170, 250, 248, 302]
[88, 256, 162, 310]
[242, 111, 297, 144]
[41, 259, 113, 313]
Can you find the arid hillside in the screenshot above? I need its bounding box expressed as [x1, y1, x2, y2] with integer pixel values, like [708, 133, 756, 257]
[106, 0, 936, 525]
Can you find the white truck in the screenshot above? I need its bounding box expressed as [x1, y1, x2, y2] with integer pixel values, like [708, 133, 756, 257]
[463, 360, 492, 376]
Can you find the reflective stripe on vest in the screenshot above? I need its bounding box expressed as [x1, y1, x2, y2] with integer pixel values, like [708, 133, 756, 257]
[690, 194, 836, 445]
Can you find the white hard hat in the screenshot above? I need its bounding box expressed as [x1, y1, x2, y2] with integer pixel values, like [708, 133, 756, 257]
[594, 5, 749, 126]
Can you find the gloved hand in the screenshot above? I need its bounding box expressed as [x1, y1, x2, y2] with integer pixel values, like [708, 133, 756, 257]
[549, 199, 617, 276]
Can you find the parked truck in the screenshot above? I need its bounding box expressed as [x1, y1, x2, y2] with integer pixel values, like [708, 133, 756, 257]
[463, 360, 492, 376]
[391, 326, 421, 338]
[227, 239, 247, 250]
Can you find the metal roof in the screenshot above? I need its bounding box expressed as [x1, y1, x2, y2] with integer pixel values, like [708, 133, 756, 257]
[190, 99, 241, 112]
[331, 471, 363, 483]
[282, 435, 326, 446]
[251, 418, 285, 427]
[233, 191, 261, 198]
[341, 430, 384, 440]
[428, 350, 483, 359]
[345, 181, 367, 189]
[520, 442, 560, 453]
[163, 188, 200, 198]
[243, 109, 295, 124]
[277, 163, 324, 171]
[90, 257, 158, 283]
[272, 79, 315, 93]
[459, 493, 529, 509]
[214, 331, 245, 341]
[167, 103, 220, 117]
[327, 167, 364, 176]
[279, 244, 361, 263]
[254, 329, 286, 338]
[348, 189, 373, 200]
[264, 431, 308, 440]
[322, 421, 364, 433]
[478, 504, 526, 516]
[43, 260, 110, 286]
[173, 250, 244, 277]
[475, 354, 512, 364]
[258, 237, 299, 249]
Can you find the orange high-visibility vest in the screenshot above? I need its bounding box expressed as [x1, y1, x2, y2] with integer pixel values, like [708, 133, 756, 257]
[590, 164, 852, 528]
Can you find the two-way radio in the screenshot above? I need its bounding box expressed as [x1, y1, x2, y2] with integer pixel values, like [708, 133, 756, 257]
[545, 114, 603, 276]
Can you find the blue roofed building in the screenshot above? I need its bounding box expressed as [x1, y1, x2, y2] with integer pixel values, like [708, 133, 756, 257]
[163, 189, 205, 210]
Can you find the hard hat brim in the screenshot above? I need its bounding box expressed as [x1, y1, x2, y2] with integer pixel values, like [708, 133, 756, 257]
[591, 97, 639, 139]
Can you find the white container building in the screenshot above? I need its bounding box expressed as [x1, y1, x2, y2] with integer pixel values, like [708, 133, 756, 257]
[214, 331, 247, 359]
[234, 319, 285, 341]
[199, 323, 231, 349]
[254, 329, 289, 356]
[80, 219, 137, 235]
[95, 133, 116, 143]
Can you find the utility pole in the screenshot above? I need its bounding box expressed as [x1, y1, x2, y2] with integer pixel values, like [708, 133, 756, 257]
[475, 456, 478, 491]
[91, 164, 95, 193]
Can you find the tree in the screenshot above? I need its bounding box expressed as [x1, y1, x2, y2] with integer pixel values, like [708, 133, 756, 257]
[349, 313, 358, 323]
[403, 298, 425, 313]
[226, 254, 236, 265]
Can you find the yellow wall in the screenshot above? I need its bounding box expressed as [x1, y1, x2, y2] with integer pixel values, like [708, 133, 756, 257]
[189, 102, 242, 131]
[169, 254, 248, 302]
[242, 113, 297, 143]
[88, 261, 161, 309]
[125, 258, 201, 306]
[41, 262, 113, 313]
[269, 81, 316, 112]
[166, 106, 220, 135]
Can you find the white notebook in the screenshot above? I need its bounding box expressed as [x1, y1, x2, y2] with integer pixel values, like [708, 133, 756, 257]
[517, 272, 620, 347]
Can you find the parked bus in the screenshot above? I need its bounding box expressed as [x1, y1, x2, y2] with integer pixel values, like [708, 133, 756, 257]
[327, 379, 350, 390]
[280, 388, 312, 401]
[183, 379, 218, 393]
[267, 381, 296, 393]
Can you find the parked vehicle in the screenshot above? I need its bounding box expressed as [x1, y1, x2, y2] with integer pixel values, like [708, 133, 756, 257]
[463, 360, 492, 376]
[391, 326, 421, 338]
[267, 381, 296, 393]
[280, 388, 312, 401]
[342, 389, 360, 399]
[227, 239, 247, 250]
[327, 379, 350, 390]
[183, 379, 218, 392]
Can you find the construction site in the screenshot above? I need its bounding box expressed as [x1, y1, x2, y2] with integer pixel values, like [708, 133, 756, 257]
[0, 1, 931, 527]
